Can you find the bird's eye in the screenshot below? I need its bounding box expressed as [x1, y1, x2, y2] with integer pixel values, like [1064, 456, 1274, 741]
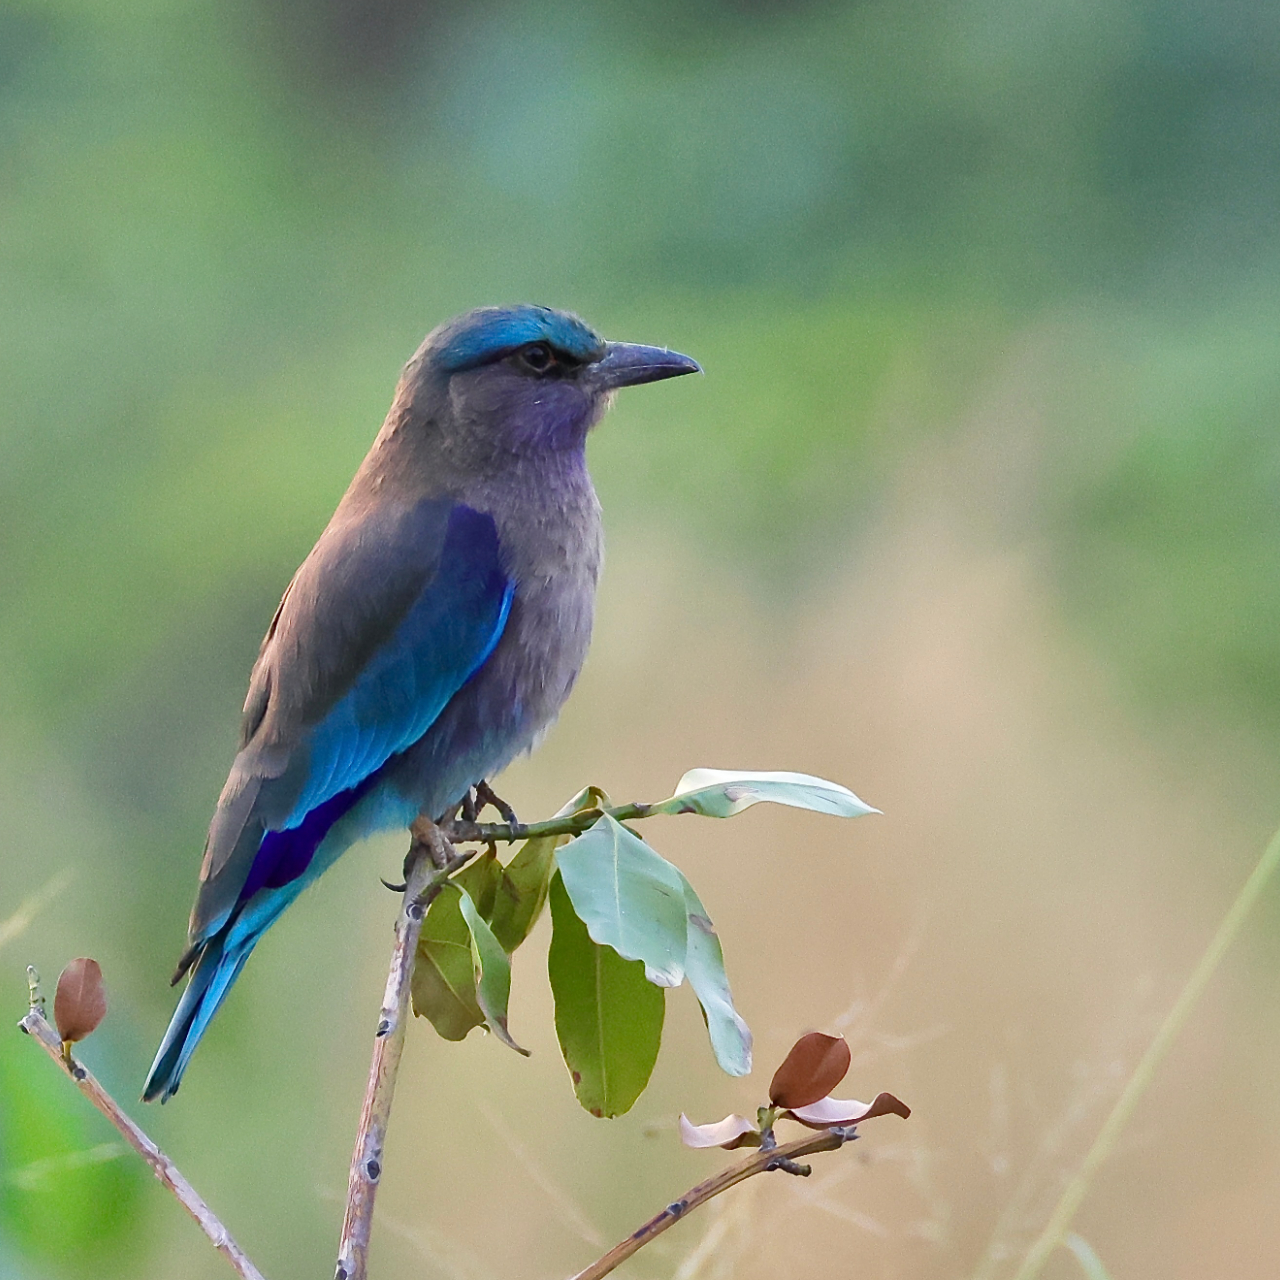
[520, 343, 554, 373]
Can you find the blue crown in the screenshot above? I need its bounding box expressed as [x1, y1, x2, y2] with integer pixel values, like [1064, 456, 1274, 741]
[435, 305, 606, 373]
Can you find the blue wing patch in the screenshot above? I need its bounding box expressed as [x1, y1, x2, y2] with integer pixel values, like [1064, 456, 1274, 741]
[287, 503, 513, 823]
[238, 503, 512, 902]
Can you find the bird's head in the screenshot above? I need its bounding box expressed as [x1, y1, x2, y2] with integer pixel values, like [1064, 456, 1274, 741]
[405, 305, 700, 459]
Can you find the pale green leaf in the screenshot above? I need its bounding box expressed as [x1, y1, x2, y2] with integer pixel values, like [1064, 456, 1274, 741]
[547, 873, 664, 1118]
[457, 888, 529, 1056]
[411, 885, 484, 1041]
[555, 814, 688, 987]
[653, 768, 878, 819]
[678, 875, 752, 1076]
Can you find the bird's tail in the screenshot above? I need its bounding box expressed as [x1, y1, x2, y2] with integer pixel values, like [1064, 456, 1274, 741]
[142, 932, 253, 1102]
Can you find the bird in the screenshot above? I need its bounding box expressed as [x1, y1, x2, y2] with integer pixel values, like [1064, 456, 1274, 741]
[142, 305, 700, 1102]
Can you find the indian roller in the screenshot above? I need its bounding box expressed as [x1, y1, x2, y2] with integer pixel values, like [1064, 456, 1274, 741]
[142, 305, 699, 1101]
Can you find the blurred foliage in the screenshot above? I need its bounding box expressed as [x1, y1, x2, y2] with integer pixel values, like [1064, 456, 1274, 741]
[2, 0, 1280, 1273]
[1049, 311, 1280, 733]
[0, 1029, 143, 1271]
[2, 0, 1279, 747]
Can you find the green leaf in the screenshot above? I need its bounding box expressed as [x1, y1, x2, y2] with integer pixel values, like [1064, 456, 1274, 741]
[1065, 1234, 1115, 1280]
[652, 768, 879, 819]
[678, 875, 752, 1076]
[457, 888, 529, 1055]
[555, 814, 688, 987]
[547, 873, 664, 1117]
[489, 786, 609, 953]
[411, 885, 485, 1041]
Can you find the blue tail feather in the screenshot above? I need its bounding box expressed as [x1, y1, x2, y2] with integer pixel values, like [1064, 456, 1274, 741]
[144, 780, 377, 1101]
[143, 933, 245, 1101]
[143, 877, 315, 1101]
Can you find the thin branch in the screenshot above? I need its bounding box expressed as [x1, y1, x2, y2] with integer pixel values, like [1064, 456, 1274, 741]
[17, 1000, 266, 1280]
[445, 801, 652, 847]
[1008, 816, 1280, 1280]
[672, 1179, 761, 1280]
[335, 818, 470, 1280]
[567, 1127, 856, 1280]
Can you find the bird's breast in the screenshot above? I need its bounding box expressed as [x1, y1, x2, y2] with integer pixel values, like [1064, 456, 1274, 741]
[395, 460, 604, 807]
[497, 471, 603, 713]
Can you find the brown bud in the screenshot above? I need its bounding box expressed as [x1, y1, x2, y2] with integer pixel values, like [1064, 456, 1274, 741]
[768, 1031, 851, 1109]
[54, 957, 107, 1045]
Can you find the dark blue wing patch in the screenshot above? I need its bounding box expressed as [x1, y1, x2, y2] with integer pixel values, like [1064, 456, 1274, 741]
[238, 779, 374, 903]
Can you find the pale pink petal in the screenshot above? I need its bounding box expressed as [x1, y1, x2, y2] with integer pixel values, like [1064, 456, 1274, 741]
[784, 1091, 911, 1129]
[679, 1113, 760, 1149]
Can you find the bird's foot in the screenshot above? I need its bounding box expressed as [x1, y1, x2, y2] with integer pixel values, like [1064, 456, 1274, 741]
[475, 780, 518, 827]
[460, 789, 478, 823]
[380, 821, 431, 891]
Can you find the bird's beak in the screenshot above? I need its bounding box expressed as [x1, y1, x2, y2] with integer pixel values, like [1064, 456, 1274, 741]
[590, 342, 702, 391]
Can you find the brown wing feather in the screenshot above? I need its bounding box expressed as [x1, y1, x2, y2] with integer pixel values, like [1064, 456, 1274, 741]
[180, 497, 453, 954]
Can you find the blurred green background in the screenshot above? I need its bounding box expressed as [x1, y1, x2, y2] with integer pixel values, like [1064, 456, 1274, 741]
[4, 1, 1280, 1277]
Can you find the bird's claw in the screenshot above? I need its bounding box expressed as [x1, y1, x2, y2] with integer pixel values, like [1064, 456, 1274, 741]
[380, 876, 408, 893]
[475, 780, 518, 826]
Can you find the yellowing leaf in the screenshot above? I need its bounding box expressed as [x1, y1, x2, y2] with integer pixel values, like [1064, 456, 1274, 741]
[489, 786, 608, 953]
[411, 886, 484, 1041]
[453, 849, 501, 919]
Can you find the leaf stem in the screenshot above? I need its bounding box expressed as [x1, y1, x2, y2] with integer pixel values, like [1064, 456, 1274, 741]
[567, 1127, 854, 1280]
[1008, 818, 1280, 1280]
[17, 1002, 265, 1280]
[446, 803, 652, 847]
[335, 819, 469, 1280]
